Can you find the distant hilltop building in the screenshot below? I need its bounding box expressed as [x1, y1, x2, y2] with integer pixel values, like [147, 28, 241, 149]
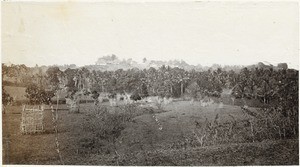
[95, 54, 121, 65]
[277, 63, 288, 70]
[257, 62, 273, 69]
[92, 55, 290, 71]
[253, 62, 288, 70]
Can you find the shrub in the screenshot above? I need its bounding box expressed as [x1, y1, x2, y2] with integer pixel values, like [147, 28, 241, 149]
[140, 83, 149, 98]
[2, 86, 13, 106]
[130, 92, 141, 101]
[91, 91, 100, 105]
[102, 98, 109, 102]
[109, 93, 117, 99]
[25, 84, 55, 105]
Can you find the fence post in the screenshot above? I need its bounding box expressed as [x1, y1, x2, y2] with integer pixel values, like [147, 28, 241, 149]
[50, 90, 64, 165]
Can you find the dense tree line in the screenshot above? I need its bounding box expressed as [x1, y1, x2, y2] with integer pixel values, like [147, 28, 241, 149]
[2, 63, 298, 106]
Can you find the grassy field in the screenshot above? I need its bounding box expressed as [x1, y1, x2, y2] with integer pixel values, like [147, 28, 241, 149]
[2, 100, 299, 165]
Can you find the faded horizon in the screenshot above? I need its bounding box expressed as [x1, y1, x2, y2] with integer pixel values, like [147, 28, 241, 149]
[2, 1, 299, 69]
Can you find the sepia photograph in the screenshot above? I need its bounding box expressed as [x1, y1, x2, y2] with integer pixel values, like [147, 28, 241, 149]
[1, 0, 299, 165]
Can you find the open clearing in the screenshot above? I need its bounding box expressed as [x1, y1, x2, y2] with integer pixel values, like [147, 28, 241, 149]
[4, 86, 27, 101]
[2, 101, 299, 165]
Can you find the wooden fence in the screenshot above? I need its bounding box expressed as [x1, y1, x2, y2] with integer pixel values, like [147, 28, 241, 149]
[20, 105, 45, 134]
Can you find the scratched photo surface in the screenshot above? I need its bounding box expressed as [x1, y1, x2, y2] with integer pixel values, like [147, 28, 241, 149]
[1, 1, 299, 165]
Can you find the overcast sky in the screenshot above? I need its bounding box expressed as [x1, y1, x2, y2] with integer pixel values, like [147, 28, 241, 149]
[2, 1, 299, 69]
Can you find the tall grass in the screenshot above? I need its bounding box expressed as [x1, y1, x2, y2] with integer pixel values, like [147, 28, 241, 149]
[192, 106, 298, 147]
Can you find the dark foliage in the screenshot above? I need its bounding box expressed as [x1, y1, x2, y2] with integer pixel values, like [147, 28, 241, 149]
[130, 92, 141, 101]
[25, 84, 55, 105]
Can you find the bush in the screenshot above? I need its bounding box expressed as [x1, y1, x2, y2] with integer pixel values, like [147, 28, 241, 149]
[91, 91, 100, 105]
[2, 86, 13, 106]
[25, 84, 55, 105]
[108, 93, 117, 99]
[130, 92, 141, 101]
[140, 83, 149, 98]
[91, 91, 100, 99]
[103, 98, 109, 102]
